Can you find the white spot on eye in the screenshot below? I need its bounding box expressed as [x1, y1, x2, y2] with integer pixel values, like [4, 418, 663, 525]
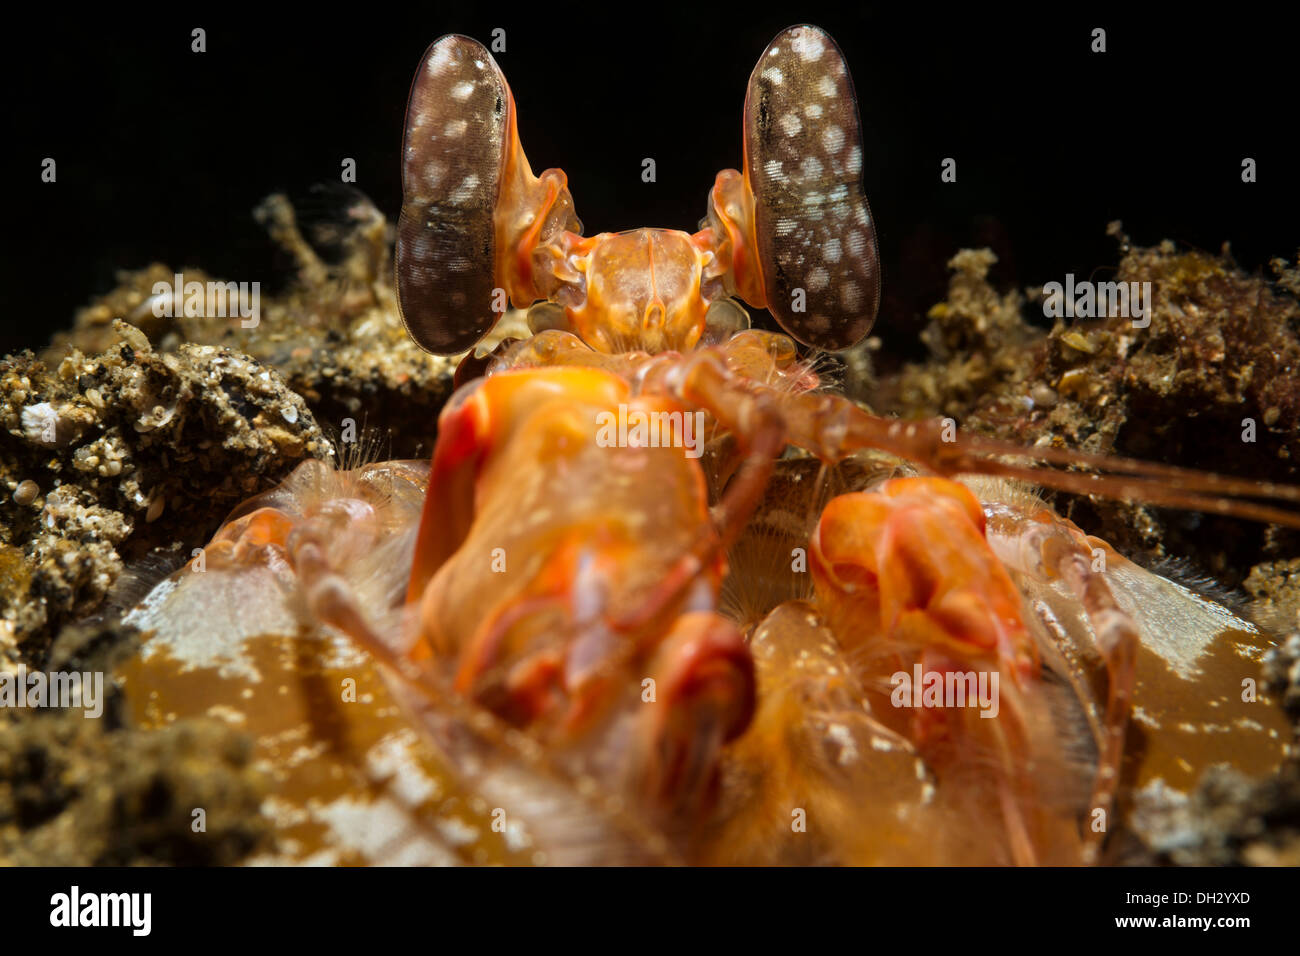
[474, 59, 486, 69]
[762, 66, 784, 85]
[818, 75, 836, 98]
[799, 156, 824, 180]
[791, 30, 826, 62]
[448, 174, 480, 204]
[450, 81, 475, 101]
[847, 230, 866, 257]
[444, 119, 468, 138]
[808, 267, 830, 292]
[824, 238, 842, 263]
[768, 47, 781, 57]
[775, 218, 797, 236]
[426, 43, 457, 77]
[828, 184, 849, 201]
[423, 162, 447, 190]
[779, 113, 802, 137]
[855, 205, 871, 226]
[802, 191, 824, 208]
[804, 103, 823, 119]
[841, 280, 863, 311]
[764, 159, 785, 180]
[846, 145, 862, 175]
[822, 125, 845, 153]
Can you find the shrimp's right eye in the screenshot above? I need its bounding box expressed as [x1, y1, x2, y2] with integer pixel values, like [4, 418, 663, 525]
[743, 25, 880, 352]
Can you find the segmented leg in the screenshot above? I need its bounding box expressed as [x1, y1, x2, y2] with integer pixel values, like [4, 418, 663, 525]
[651, 330, 1300, 528]
[806, 477, 1085, 865]
[980, 501, 1143, 862]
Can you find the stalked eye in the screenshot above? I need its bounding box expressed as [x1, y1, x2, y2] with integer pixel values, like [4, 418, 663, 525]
[396, 35, 511, 355]
[743, 25, 880, 351]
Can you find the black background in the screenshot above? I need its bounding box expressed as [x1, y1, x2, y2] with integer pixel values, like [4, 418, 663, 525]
[6, 4, 1298, 358]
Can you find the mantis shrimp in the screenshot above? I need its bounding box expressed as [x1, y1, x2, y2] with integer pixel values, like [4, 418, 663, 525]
[117, 26, 1297, 865]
